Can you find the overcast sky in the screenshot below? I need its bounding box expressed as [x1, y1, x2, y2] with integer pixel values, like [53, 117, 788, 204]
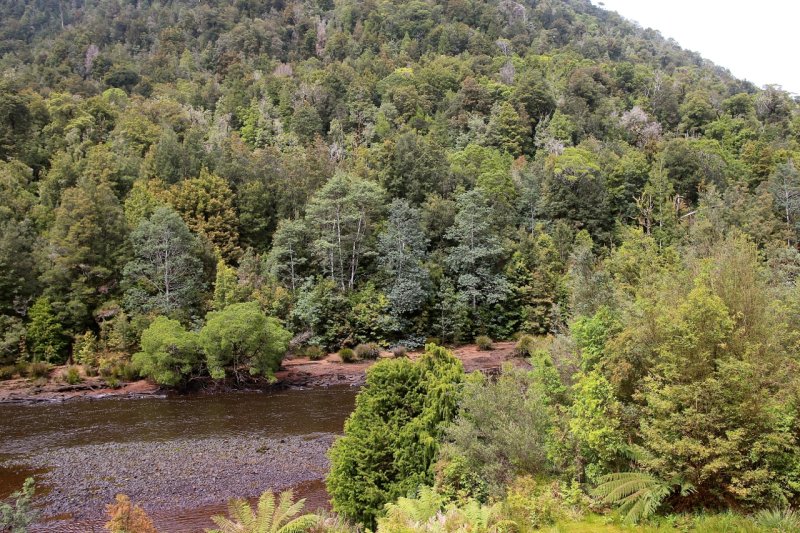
[591, 0, 800, 94]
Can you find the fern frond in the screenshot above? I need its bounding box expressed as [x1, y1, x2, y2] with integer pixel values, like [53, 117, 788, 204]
[592, 471, 672, 523]
[277, 514, 321, 533]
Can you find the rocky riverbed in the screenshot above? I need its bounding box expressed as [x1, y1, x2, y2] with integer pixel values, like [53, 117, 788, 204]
[2, 433, 334, 524]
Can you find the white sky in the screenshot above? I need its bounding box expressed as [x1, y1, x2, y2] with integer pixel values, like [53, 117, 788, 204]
[591, 0, 800, 95]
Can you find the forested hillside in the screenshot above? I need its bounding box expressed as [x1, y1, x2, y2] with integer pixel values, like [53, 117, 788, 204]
[2, 0, 800, 528]
[3, 0, 797, 366]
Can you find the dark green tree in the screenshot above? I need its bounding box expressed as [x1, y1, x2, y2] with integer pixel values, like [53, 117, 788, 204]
[327, 344, 464, 527]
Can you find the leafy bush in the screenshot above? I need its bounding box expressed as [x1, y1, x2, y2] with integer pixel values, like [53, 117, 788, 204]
[442, 365, 556, 496]
[200, 302, 292, 381]
[64, 365, 82, 385]
[25, 361, 51, 378]
[338, 348, 356, 363]
[434, 454, 488, 504]
[376, 486, 510, 533]
[475, 335, 493, 350]
[327, 344, 464, 527]
[514, 334, 536, 357]
[208, 489, 320, 533]
[354, 342, 381, 360]
[0, 365, 16, 380]
[104, 494, 157, 533]
[0, 477, 37, 532]
[73, 331, 98, 368]
[105, 377, 121, 389]
[500, 477, 570, 530]
[305, 345, 326, 361]
[133, 316, 200, 387]
[391, 346, 408, 358]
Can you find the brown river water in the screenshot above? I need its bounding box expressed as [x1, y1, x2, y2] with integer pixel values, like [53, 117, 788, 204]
[0, 387, 357, 532]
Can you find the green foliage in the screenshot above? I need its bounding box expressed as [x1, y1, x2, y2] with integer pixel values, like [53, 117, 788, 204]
[123, 206, 206, 319]
[376, 486, 509, 533]
[443, 366, 556, 496]
[593, 472, 691, 524]
[446, 189, 508, 311]
[64, 365, 82, 385]
[327, 344, 464, 527]
[752, 508, 800, 531]
[304, 345, 326, 361]
[475, 335, 493, 350]
[26, 296, 67, 363]
[514, 334, 536, 357]
[24, 361, 51, 379]
[0, 477, 38, 533]
[2, 0, 800, 525]
[165, 168, 242, 262]
[208, 489, 320, 533]
[200, 302, 291, 381]
[378, 199, 430, 318]
[338, 348, 356, 363]
[133, 316, 200, 387]
[306, 173, 385, 291]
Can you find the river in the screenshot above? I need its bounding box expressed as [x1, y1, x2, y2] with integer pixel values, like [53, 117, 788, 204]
[0, 387, 357, 532]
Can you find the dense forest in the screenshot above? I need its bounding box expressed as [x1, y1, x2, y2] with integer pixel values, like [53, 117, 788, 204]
[1, 0, 800, 529]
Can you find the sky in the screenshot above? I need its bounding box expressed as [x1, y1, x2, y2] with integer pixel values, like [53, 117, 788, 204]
[591, 0, 800, 95]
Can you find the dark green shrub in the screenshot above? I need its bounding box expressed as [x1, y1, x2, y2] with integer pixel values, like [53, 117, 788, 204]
[338, 348, 356, 363]
[25, 361, 51, 379]
[327, 344, 465, 527]
[514, 334, 536, 357]
[64, 365, 82, 385]
[354, 342, 381, 360]
[391, 346, 408, 358]
[305, 345, 326, 361]
[0, 365, 16, 380]
[475, 335, 493, 350]
[105, 376, 121, 389]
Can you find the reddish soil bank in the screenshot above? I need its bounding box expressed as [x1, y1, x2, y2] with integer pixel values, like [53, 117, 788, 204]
[0, 342, 524, 403]
[275, 341, 523, 387]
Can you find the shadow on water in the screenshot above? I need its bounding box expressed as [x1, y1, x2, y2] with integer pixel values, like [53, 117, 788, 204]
[0, 387, 357, 532]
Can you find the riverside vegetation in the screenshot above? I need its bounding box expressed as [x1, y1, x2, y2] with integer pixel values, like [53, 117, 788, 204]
[1, 0, 800, 529]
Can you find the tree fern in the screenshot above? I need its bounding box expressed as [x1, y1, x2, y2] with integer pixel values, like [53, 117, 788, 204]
[207, 489, 321, 533]
[592, 471, 692, 523]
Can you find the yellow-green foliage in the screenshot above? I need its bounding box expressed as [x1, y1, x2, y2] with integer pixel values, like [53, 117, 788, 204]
[208, 489, 320, 533]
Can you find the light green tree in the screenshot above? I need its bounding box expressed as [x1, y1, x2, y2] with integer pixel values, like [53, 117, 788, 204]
[199, 301, 291, 381]
[132, 316, 200, 387]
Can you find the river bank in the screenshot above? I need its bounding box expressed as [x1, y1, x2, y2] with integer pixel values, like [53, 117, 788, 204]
[0, 342, 521, 404]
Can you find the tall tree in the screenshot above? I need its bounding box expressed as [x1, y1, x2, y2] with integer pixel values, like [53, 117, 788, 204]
[40, 178, 128, 332]
[268, 218, 310, 292]
[123, 206, 205, 319]
[165, 168, 242, 262]
[26, 296, 67, 363]
[445, 189, 507, 309]
[306, 173, 385, 291]
[378, 199, 429, 316]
